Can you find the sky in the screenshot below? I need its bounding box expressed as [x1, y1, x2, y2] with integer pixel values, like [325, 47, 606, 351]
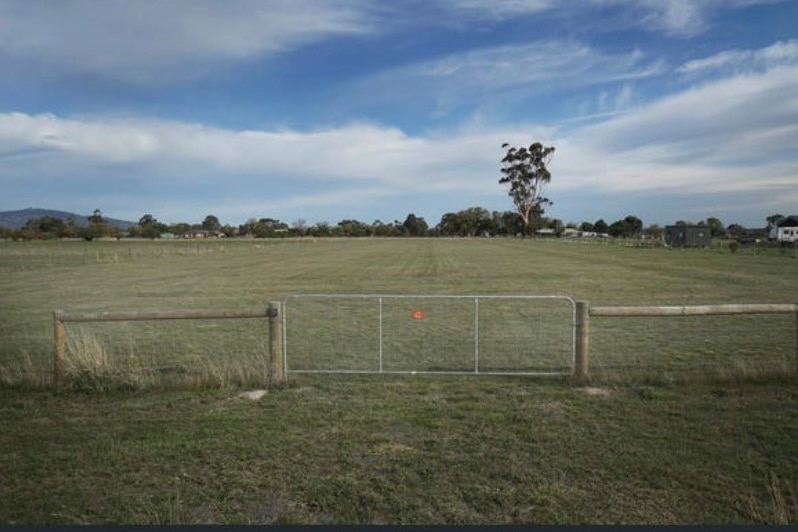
[1, 0, 796, 228]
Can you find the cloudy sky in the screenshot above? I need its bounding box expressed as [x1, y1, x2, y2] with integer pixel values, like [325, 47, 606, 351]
[1, 0, 796, 228]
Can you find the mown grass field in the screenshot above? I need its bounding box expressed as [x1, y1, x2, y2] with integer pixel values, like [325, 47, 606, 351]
[1, 238, 797, 524]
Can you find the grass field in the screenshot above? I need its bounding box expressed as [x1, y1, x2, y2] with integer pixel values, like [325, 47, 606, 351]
[1, 238, 797, 524]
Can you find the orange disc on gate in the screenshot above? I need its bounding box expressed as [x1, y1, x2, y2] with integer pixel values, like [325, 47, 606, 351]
[411, 309, 426, 320]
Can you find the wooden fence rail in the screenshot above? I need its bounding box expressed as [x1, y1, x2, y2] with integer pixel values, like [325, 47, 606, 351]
[573, 302, 798, 379]
[53, 303, 284, 388]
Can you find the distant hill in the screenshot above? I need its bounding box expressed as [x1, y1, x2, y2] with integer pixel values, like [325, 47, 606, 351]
[0, 208, 136, 230]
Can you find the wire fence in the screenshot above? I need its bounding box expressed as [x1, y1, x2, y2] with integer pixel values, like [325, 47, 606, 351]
[589, 312, 796, 380]
[282, 295, 576, 376]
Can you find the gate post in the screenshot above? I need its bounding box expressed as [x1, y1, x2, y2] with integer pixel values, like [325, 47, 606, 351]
[573, 301, 589, 380]
[267, 302, 285, 387]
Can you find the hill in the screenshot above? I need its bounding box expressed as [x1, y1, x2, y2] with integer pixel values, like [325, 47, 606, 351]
[0, 208, 135, 230]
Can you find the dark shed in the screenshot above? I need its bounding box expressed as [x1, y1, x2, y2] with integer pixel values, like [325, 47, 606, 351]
[665, 225, 711, 247]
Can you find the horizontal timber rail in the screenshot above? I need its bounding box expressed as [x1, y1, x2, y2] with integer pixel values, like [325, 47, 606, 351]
[52, 304, 284, 388]
[590, 303, 798, 317]
[57, 308, 274, 322]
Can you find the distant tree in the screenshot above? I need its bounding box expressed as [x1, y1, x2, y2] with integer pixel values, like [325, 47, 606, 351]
[607, 220, 627, 237]
[202, 214, 221, 232]
[607, 215, 643, 238]
[88, 209, 104, 224]
[169, 222, 191, 236]
[624, 215, 643, 237]
[335, 219, 372, 237]
[18, 216, 65, 239]
[766, 214, 785, 227]
[83, 209, 107, 240]
[579, 221, 594, 232]
[706, 217, 725, 238]
[220, 224, 237, 238]
[246, 218, 289, 238]
[437, 207, 492, 237]
[291, 219, 308, 236]
[499, 141, 555, 235]
[593, 219, 609, 234]
[310, 221, 332, 237]
[498, 211, 524, 236]
[726, 223, 745, 238]
[402, 213, 429, 237]
[138, 213, 162, 239]
[63, 216, 81, 238]
[37, 216, 66, 237]
[373, 220, 401, 237]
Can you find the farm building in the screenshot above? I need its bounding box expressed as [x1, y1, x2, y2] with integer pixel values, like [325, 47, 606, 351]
[768, 215, 798, 243]
[665, 225, 711, 247]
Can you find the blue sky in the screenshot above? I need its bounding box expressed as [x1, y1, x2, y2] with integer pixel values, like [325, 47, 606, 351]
[1, 0, 796, 228]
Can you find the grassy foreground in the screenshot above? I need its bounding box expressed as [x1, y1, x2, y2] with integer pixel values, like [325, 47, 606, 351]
[1, 377, 797, 524]
[0, 238, 797, 524]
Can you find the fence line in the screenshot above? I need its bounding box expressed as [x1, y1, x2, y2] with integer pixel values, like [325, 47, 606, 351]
[52, 299, 798, 387]
[575, 301, 798, 378]
[52, 303, 285, 388]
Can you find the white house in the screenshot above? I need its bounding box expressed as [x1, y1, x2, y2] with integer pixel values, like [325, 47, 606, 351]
[770, 215, 798, 242]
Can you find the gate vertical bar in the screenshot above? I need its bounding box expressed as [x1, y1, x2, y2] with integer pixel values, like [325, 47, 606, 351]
[474, 297, 480, 374]
[282, 299, 289, 379]
[573, 301, 589, 380]
[378, 297, 384, 373]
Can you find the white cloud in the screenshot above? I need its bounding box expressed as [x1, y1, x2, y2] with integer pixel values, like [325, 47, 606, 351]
[678, 39, 798, 74]
[0, 0, 372, 84]
[345, 40, 663, 118]
[431, 0, 786, 37]
[430, 0, 554, 19]
[554, 63, 798, 201]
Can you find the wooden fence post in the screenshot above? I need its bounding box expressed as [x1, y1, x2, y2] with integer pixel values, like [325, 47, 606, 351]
[53, 310, 66, 388]
[267, 302, 285, 387]
[574, 301, 589, 380]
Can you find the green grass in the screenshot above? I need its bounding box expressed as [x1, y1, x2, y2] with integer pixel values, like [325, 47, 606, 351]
[1, 377, 796, 524]
[0, 237, 797, 524]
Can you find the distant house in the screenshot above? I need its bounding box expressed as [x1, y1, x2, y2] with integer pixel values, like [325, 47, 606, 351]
[665, 225, 711, 247]
[771, 216, 798, 243]
[179, 229, 224, 239]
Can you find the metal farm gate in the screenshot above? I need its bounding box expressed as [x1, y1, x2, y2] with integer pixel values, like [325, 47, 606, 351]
[282, 295, 576, 376]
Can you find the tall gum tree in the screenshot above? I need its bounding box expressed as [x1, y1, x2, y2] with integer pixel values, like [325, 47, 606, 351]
[499, 142, 555, 236]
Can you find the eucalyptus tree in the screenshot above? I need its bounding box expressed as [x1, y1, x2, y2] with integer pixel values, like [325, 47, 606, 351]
[499, 142, 555, 235]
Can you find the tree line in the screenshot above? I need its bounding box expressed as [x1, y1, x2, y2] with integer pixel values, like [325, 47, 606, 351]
[0, 207, 758, 241]
[0, 140, 776, 241]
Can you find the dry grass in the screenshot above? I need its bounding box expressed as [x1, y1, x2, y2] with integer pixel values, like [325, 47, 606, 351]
[743, 473, 798, 525]
[60, 328, 270, 391]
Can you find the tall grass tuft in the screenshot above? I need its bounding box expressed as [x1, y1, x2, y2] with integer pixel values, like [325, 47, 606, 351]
[744, 473, 798, 525]
[0, 351, 50, 389]
[59, 328, 270, 392]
